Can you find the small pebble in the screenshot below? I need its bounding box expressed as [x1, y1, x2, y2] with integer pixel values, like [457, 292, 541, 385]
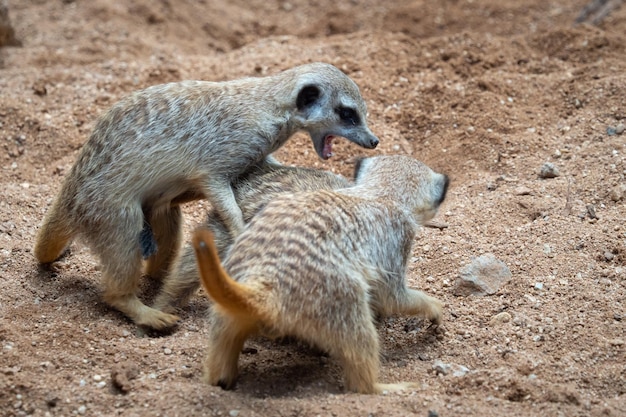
[609, 185, 624, 202]
[78, 405, 87, 415]
[538, 162, 559, 178]
[46, 394, 59, 408]
[229, 410, 240, 417]
[616, 123, 625, 135]
[586, 205, 599, 220]
[534, 282, 544, 290]
[93, 375, 102, 382]
[432, 360, 469, 377]
[163, 348, 172, 355]
[432, 360, 451, 375]
[543, 244, 552, 255]
[607, 126, 617, 136]
[604, 252, 614, 262]
[490, 312, 512, 324]
[514, 186, 532, 196]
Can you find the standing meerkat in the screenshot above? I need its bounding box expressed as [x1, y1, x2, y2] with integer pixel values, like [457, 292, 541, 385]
[192, 155, 449, 394]
[33, 63, 379, 330]
[152, 161, 352, 313]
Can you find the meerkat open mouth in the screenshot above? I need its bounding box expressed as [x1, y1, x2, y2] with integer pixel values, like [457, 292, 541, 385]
[322, 135, 335, 159]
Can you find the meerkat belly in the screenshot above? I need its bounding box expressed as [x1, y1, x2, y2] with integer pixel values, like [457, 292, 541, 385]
[143, 177, 206, 209]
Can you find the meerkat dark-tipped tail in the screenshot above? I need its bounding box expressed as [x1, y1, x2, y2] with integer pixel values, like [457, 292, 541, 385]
[192, 228, 261, 320]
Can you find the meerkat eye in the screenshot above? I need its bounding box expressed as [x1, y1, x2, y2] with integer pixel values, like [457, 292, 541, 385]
[335, 106, 360, 126]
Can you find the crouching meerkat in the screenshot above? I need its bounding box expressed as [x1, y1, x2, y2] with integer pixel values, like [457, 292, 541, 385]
[152, 161, 352, 313]
[33, 63, 379, 330]
[192, 155, 449, 394]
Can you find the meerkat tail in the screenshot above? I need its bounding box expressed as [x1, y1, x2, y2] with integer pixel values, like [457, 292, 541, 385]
[192, 228, 261, 320]
[34, 197, 76, 264]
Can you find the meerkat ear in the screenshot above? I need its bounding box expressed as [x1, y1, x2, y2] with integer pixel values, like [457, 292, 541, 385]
[435, 174, 450, 206]
[352, 157, 368, 181]
[296, 85, 320, 110]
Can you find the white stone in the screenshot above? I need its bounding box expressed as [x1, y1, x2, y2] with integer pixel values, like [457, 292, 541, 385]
[454, 254, 512, 296]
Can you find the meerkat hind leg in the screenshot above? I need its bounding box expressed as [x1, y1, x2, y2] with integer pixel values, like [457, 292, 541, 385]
[203, 315, 253, 389]
[336, 327, 381, 393]
[152, 245, 201, 314]
[100, 236, 179, 329]
[336, 321, 419, 395]
[145, 206, 183, 280]
[321, 310, 387, 394]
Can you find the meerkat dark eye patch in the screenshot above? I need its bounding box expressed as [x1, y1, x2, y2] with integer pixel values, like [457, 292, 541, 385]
[335, 106, 360, 126]
[296, 85, 321, 110]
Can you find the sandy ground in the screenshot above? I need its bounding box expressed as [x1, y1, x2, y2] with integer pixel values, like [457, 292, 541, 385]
[1, 1, 625, 416]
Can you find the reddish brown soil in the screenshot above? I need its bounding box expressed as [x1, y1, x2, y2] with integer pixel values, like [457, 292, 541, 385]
[1, 1, 625, 416]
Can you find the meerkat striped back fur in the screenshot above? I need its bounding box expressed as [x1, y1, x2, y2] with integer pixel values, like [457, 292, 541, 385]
[152, 161, 351, 313]
[192, 155, 449, 394]
[33, 63, 378, 330]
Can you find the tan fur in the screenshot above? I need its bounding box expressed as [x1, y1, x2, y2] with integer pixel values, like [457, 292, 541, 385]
[33, 63, 379, 329]
[152, 161, 351, 313]
[192, 155, 449, 394]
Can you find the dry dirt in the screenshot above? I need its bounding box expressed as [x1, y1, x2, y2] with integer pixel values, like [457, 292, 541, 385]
[1, 1, 625, 416]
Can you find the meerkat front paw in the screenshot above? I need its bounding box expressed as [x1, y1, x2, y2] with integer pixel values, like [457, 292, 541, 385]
[426, 296, 444, 325]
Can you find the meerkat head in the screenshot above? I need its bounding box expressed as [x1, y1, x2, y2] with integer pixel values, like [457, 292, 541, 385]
[289, 63, 380, 160]
[353, 155, 449, 224]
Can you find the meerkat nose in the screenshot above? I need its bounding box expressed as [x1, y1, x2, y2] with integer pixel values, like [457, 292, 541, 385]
[369, 137, 379, 148]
